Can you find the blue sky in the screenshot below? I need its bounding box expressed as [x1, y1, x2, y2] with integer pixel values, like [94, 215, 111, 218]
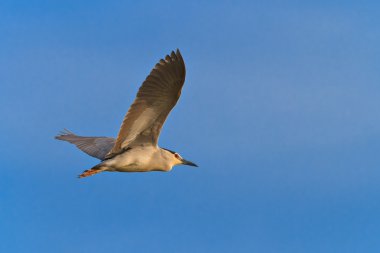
[1, 0, 380, 252]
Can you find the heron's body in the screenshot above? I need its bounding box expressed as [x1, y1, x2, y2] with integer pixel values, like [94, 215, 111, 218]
[102, 146, 176, 172]
[56, 49, 197, 178]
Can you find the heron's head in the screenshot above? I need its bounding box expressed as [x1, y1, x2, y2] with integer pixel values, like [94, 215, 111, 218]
[163, 148, 198, 168]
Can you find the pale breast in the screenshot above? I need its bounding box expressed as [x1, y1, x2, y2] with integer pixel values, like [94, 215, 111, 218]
[104, 145, 168, 172]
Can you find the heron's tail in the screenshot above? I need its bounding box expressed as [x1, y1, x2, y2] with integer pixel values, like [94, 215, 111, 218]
[78, 164, 108, 178]
[55, 129, 116, 160]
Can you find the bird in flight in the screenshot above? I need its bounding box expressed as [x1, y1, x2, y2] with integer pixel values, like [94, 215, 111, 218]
[56, 49, 197, 178]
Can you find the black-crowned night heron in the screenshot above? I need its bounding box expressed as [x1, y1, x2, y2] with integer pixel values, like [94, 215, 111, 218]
[55, 49, 197, 178]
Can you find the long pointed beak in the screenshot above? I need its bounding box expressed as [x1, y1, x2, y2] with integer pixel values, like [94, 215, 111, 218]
[182, 159, 198, 167]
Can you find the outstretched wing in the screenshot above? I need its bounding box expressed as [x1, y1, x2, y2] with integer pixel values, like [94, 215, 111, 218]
[106, 49, 186, 159]
[55, 129, 115, 160]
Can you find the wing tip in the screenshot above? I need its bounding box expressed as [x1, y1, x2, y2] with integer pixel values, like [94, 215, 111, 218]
[167, 49, 182, 62]
[154, 49, 185, 71]
[174, 49, 185, 77]
[167, 48, 182, 60]
[174, 48, 182, 60]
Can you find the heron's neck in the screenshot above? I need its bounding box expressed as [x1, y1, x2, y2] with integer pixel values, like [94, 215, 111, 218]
[158, 148, 178, 169]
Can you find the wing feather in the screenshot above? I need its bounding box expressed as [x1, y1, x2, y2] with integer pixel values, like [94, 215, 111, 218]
[106, 49, 186, 159]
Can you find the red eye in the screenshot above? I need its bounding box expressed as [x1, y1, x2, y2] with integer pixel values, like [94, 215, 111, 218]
[174, 153, 180, 159]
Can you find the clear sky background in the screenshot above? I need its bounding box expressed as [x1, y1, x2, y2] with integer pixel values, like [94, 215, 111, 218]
[1, 1, 380, 252]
